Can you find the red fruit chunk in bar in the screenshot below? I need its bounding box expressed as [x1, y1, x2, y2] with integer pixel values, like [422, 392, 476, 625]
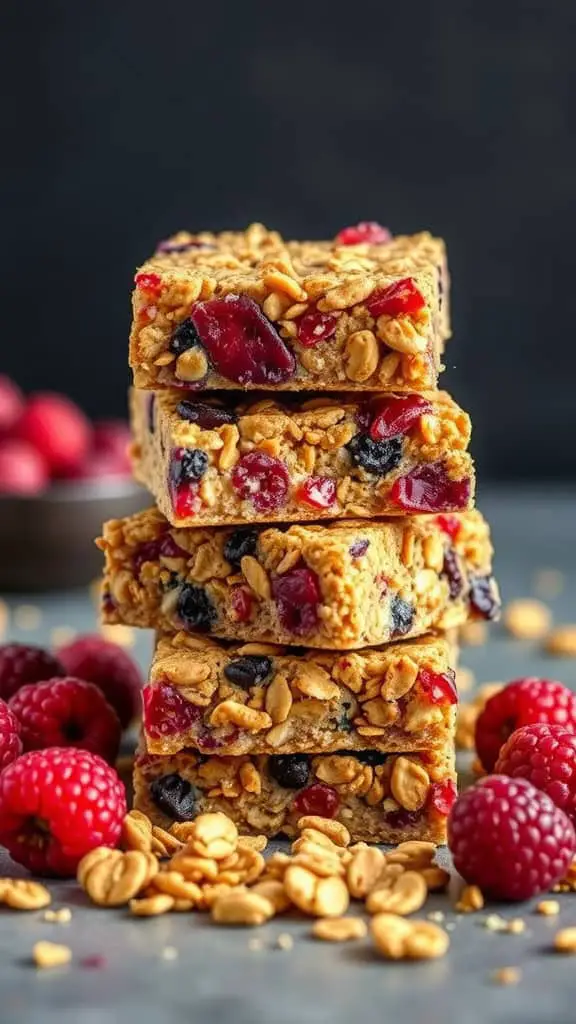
[366, 278, 426, 318]
[292, 783, 340, 818]
[297, 311, 338, 348]
[143, 683, 202, 739]
[369, 394, 432, 441]
[231, 452, 290, 512]
[296, 477, 337, 510]
[418, 668, 458, 705]
[390, 463, 471, 512]
[336, 222, 392, 246]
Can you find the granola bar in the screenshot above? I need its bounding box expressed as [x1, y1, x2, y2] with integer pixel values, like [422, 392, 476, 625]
[143, 631, 458, 757]
[98, 508, 499, 650]
[133, 745, 457, 845]
[130, 223, 448, 394]
[130, 389, 474, 527]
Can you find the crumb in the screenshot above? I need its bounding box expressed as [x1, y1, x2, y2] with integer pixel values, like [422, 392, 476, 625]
[507, 918, 525, 935]
[492, 967, 521, 986]
[14, 605, 42, 631]
[536, 900, 560, 917]
[33, 941, 71, 969]
[427, 911, 445, 923]
[276, 933, 294, 951]
[43, 907, 72, 924]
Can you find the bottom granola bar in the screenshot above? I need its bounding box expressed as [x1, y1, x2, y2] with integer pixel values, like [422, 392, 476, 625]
[134, 745, 456, 845]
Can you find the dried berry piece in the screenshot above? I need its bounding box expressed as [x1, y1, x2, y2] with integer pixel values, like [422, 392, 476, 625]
[224, 656, 273, 689]
[292, 783, 340, 818]
[418, 669, 458, 705]
[231, 453, 290, 512]
[390, 597, 415, 637]
[150, 774, 198, 822]
[269, 754, 311, 789]
[176, 400, 238, 428]
[169, 319, 204, 357]
[435, 514, 461, 540]
[385, 807, 420, 829]
[272, 566, 321, 636]
[224, 528, 259, 569]
[177, 584, 217, 632]
[429, 779, 457, 816]
[143, 683, 202, 739]
[230, 587, 253, 622]
[390, 464, 471, 513]
[296, 477, 337, 510]
[346, 435, 403, 477]
[441, 548, 464, 599]
[366, 278, 426, 318]
[469, 576, 500, 620]
[349, 539, 370, 558]
[169, 448, 208, 519]
[336, 222, 392, 245]
[133, 533, 188, 574]
[179, 295, 296, 385]
[369, 394, 431, 441]
[297, 311, 338, 348]
[135, 272, 162, 295]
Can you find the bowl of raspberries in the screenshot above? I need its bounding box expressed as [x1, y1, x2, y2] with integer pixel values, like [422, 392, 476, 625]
[0, 375, 144, 589]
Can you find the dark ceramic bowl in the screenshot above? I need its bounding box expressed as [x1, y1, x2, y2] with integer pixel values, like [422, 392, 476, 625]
[0, 478, 146, 592]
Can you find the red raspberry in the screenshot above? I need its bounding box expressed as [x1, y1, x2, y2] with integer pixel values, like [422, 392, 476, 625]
[0, 747, 126, 876]
[56, 635, 142, 728]
[448, 775, 575, 900]
[0, 439, 49, 495]
[10, 677, 121, 763]
[0, 375, 25, 434]
[0, 643, 65, 703]
[0, 700, 22, 770]
[17, 392, 92, 477]
[495, 723, 576, 825]
[475, 678, 576, 771]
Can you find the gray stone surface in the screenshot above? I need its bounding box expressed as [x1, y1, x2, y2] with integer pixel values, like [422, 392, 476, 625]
[1, 487, 576, 1024]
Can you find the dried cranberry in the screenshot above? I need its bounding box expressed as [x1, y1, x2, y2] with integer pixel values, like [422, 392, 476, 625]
[169, 448, 208, 519]
[349, 539, 370, 558]
[442, 548, 464, 599]
[176, 400, 237, 429]
[366, 278, 426, 318]
[231, 587, 253, 622]
[159, 534, 188, 559]
[135, 272, 163, 295]
[177, 584, 217, 632]
[272, 565, 321, 636]
[385, 807, 421, 829]
[231, 453, 290, 512]
[296, 477, 337, 510]
[269, 754, 311, 789]
[292, 783, 340, 817]
[143, 683, 202, 739]
[436, 514, 461, 540]
[134, 533, 188, 574]
[224, 656, 272, 688]
[224, 528, 259, 569]
[150, 773, 198, 822]
[336, 222, 392, 245]
[428, 779, 457, 815]
[469, 576, 500, 620]
[418, 668, 458, 705]
[369, 394, 431, 441]
[390, 596, 414, 637]
[183, 295, 296, 384]
[390, 463, 472, 513]
[170, 481, 200, 519]
[347, 434, 403, 477]
[296, 311, 338, 348]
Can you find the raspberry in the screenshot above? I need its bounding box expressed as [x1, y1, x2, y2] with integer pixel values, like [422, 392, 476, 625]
[17, 392, 92, 477]
[495, 723, 576, 825]
[143, 683, 202, 740]
[231, 453, 290, 512]
[292, 783, 340, 818]
[335, 222, 391, 245]
[9, 677, 121, 763]
[296, 477, 337, 510]
[272, 565, 321, 636]
[0, 747, 126, 876]
[56, 635, 142, 729]
[90, 420, 131, 475]
[0, 375, 24, 434]
[475, 678, 576, 771]
[369, 394, 431, 441]
[0, 700, 22, 770]
[366, 278, 426, 318]
[0, 439, 49, 494]
[0, 644, 65, 703]
[390, 464, 472, 513]
[296, 310, 338, 348]
[448, 775, 575, 900]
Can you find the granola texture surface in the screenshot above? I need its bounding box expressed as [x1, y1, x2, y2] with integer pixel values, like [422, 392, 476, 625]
[97, 508, 499, 650]
[143, 631, 458, 757]
[130, 389, 474, 528]
[130, 224, 448, 393]
[133, 745, 456, 844]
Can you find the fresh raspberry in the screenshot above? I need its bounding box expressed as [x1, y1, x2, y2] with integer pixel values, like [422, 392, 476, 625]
[17, 392, 92, 477]
[0, 644, 65, 703]
[10, 678, 121, 763]
[0, 700, 22, 770]
[448, 775, 575, 900]
[475, 678, 576, 771]
[0, 747, 126, 876]
[56, 635, 142, 729]
[0, 375, 25, 434]
[495, 723, 576, 825]
[0, 439, 49, 494]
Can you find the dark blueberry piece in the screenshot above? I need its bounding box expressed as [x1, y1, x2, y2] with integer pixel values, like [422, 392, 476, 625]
[385, 807, 420, 829]
[170, 448, 209, 486]
[469, 575, 500, 620]
[335, 749, 389, 766]
[268, 754, 311, 789]
[390, 596, 415, 637]
[349, 539, 370, 558]
[224, 655, 273, 689]
[337, 709, 353, 733]
[169, 318, 205, 356]
[177, 400, 238, 429]
[441, 548, 464, 599]
[150, 773, 198, 821]
[223, 527, 259, 569]
[177, 584, 217, 632]
[346, 434, 403, 476]
[148, 394, 155, 434]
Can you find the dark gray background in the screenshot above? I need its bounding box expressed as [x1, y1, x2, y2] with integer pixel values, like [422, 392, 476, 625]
[2, 0, 574, 480]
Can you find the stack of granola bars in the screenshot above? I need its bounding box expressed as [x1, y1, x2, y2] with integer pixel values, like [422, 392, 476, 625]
[98, 221, 500, 844]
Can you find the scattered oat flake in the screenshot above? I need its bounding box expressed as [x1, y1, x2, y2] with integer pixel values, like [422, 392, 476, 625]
[276, 933, 294, 951]
[492, 967, 521, 986]
[536, 900, 560, 917]
[33, 941, 71, 969]
[14, 605, 42, 630]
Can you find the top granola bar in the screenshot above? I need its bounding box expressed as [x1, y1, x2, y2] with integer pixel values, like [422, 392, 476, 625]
[130, 222, 449, 393]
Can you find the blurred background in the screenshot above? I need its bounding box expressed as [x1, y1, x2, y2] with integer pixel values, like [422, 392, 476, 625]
[1, 0, 575, 482]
